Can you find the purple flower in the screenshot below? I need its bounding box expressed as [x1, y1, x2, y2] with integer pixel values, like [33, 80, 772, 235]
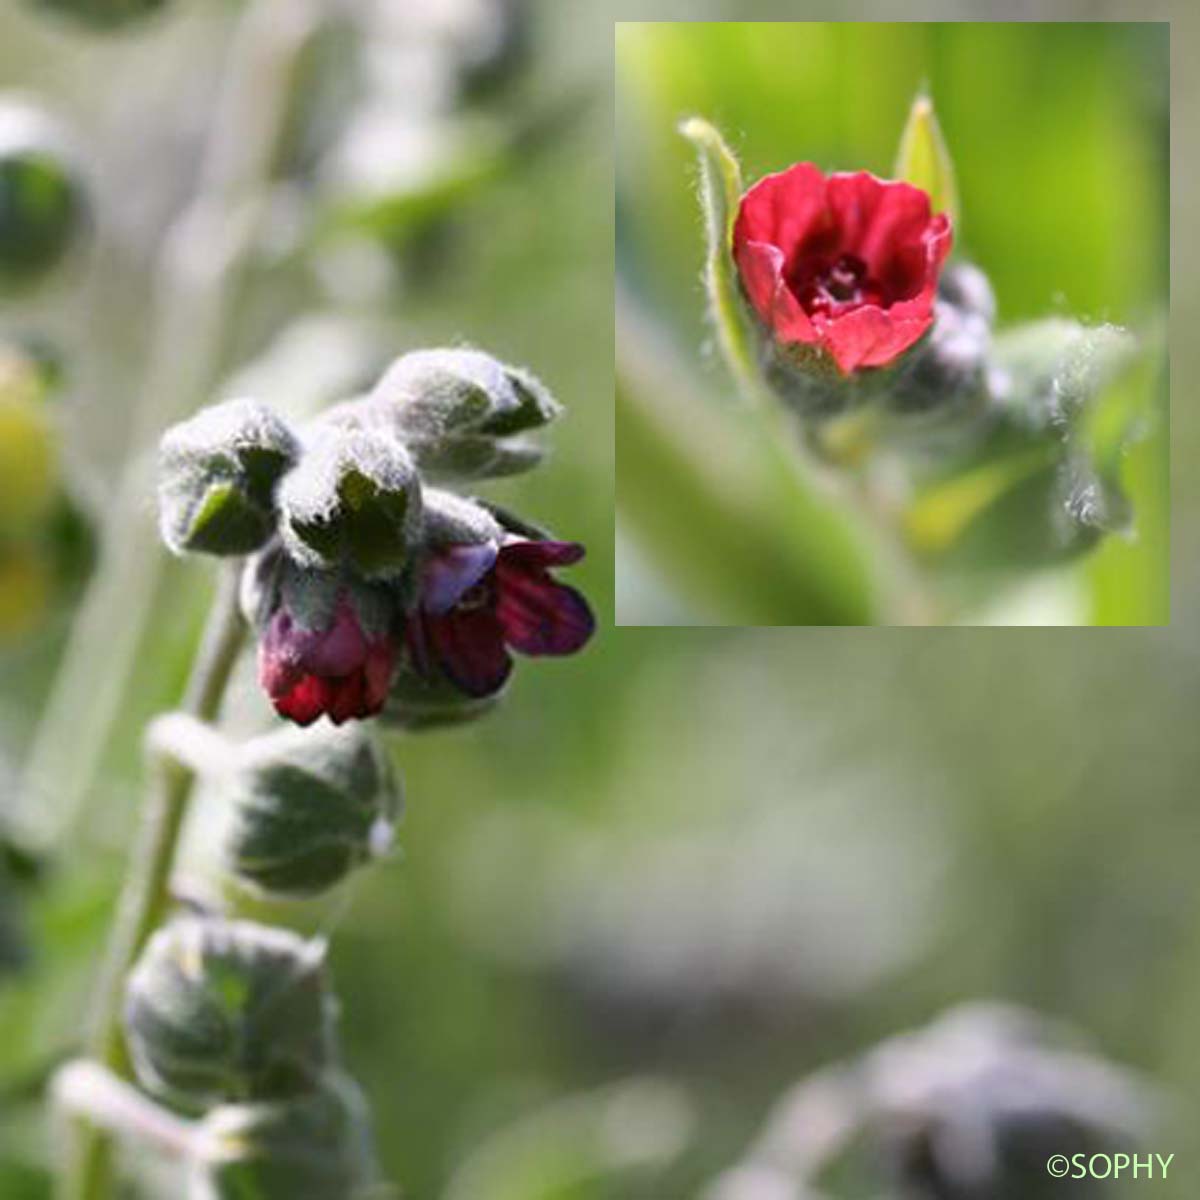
[408, 538, 594, 698]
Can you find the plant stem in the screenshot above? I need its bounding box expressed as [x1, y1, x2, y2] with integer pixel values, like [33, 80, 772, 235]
[59, 565, 247, 1200]
[54, 1062, 199, 1161]
[13, 0, 319, 856]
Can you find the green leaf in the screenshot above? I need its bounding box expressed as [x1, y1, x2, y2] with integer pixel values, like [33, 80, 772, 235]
[678, 117, 762, 398]
[893, 93, 960, 228]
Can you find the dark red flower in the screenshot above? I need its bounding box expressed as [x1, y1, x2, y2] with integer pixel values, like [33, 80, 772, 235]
[259, 592, 396, 725]
[408, 538, 594, 698]
[733, 164, 952, 374]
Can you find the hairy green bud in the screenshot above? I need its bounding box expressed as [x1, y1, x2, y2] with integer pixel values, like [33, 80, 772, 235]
[193, 1073, 382, 1200]
[0, 98, 86, 287]
[124, 916, 336, 1111]
[367, 348, 560, 482]
[159, 399, 299, 557]
[278, 426, 422, 579]
[226, 724, 401, 898]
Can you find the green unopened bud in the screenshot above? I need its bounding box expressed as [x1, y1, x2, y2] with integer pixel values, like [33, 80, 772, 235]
[893, 92, 960, 229]
[124, 915, 336, 1111]
[384, 664, 500, 730]
[0, 98, 86, 287]
[193, 1073, 381, 1200]
[368, 348, 560, 482]
[226, 724, 401, 898]
[27, 0, 168, 32]
[159, 399, 299, 557]
[279, 426, 422, 579]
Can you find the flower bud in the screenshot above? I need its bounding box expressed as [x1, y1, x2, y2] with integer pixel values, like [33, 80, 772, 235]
[367, 348, 559, 482]
[247, 550, 400, 727]
[0, 98, 85, 287]
[278, 425, 422, 579]
[225, 723, 401, 897]
[124, 915, 336, 1111]
[893, 92, 960, 231]
[28, 0, 168, 32]
[192, 1072, 381, 1200]
[159, 399, 300, 557]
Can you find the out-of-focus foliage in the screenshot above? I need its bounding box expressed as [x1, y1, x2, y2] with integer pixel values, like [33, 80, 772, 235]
[617, 21, 1168, 625]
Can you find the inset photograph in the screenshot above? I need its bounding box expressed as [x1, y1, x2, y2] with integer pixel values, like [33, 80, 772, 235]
[617, 21, 1168, 626]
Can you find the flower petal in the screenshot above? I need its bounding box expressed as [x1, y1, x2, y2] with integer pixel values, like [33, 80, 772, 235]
[734, 240, 817, 345]
[421, 542, 499, 614]
[498, 539, 586, 570]
[497, 574, 595, 657]
[425, 609, 512, 698]
[273, 675, 334, 726]
[734, 162, 829, 257]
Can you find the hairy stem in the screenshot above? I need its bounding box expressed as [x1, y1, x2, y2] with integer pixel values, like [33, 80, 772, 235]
[59, 565, 247, 1200]
[14, 0, 319, 855]
[54, 1062, 199, 1161]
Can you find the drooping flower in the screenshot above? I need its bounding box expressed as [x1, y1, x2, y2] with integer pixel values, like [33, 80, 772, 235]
[258, 585, 396, 727]
[733, 164, 952, 374]
[407, 538, 594, 698]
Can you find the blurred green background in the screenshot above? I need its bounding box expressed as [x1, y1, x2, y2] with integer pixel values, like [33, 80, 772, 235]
[617, 20, 1169, 625]
[2, 4, 1195, 1200]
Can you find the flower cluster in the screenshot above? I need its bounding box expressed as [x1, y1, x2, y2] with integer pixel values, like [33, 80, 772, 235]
[158, 348, 594, 727]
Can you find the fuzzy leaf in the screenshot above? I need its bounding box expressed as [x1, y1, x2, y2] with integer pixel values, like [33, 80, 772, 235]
[678, 117, 762, 396]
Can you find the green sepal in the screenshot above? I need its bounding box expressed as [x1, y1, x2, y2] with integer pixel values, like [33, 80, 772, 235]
[158, 398, 299, 557]
[420, 488, 502, 549]
[193, 1072, 383, 1200]
[279, 427, 422, 579]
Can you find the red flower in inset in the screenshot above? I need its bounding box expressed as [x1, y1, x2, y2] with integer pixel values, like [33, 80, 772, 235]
[733, 164, 952, 374]
[408, 539, 594, 698]
[259, 592, 396, 725]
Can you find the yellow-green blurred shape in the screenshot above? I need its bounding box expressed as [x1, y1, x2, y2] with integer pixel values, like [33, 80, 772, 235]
[0, 546, 50, 639]
[0, 348, 57, 536]
[893, 92, 960, 228]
